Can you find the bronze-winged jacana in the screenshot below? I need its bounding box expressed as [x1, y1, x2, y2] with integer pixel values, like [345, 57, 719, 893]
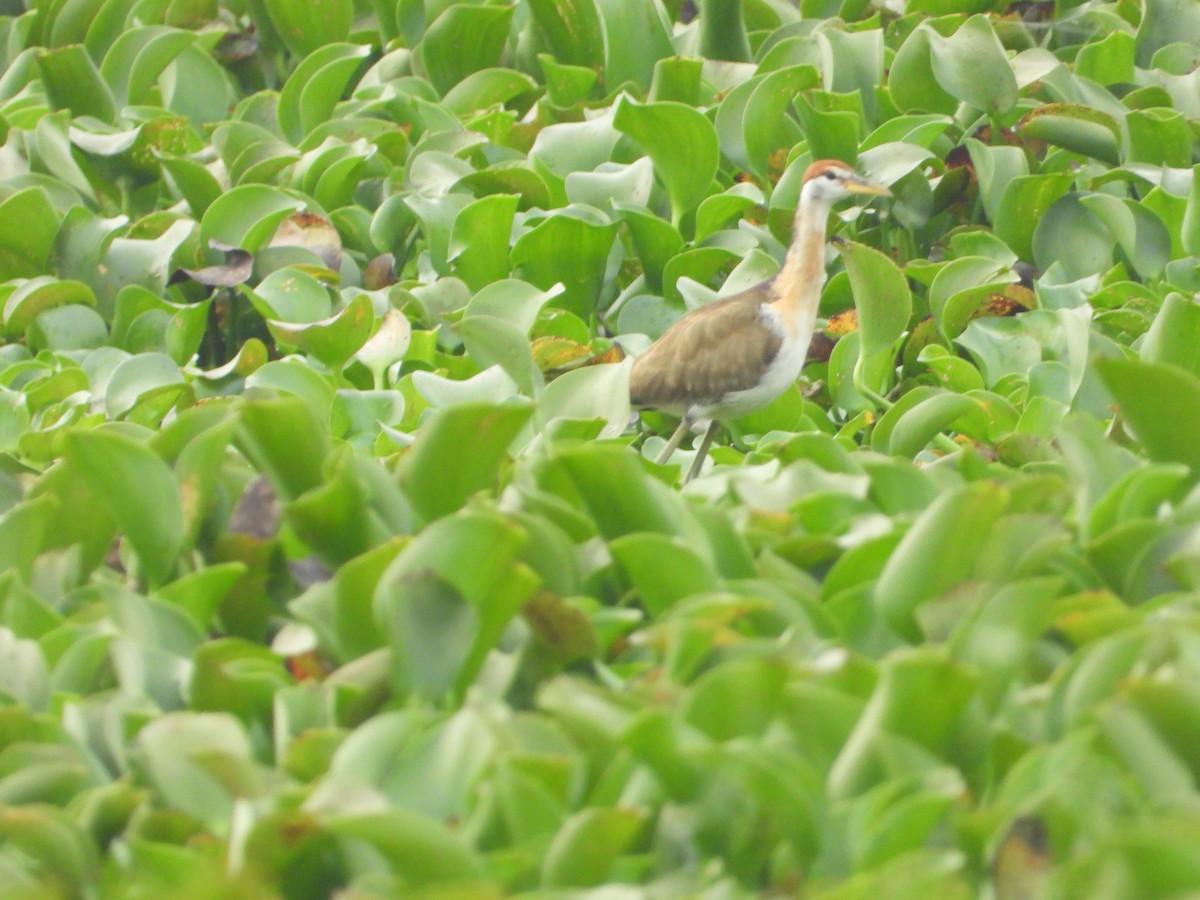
[630, 159, 892, 482]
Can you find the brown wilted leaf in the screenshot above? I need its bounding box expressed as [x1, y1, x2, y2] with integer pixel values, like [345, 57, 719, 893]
[228, 476, 280, 539]
[522, 590, 598, 665]
[992, 815, 1051, 900]
[363, 253, 398, 290]
[174, 242, 253, 288]
[968, 284, 1034, 322]
[806, 332, 836, 364]
[270, 211, 342, 270]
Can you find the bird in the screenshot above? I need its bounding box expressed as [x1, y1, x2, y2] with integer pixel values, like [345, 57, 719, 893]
[629, 159, 892, 483]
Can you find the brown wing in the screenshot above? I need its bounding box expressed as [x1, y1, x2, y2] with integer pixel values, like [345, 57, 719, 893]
[629, 285, 782, 411]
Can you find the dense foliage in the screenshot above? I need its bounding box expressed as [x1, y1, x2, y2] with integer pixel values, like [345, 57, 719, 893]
[1, 0, 1200, 895]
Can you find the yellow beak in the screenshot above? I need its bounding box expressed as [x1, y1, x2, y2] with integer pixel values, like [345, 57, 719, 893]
[845, 175, 892, 198]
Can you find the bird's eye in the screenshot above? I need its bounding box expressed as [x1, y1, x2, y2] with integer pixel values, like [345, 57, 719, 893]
[824, 171, 838, 181]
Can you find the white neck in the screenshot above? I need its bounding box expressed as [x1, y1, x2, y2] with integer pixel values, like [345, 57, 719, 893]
[770, 192, 832, 336]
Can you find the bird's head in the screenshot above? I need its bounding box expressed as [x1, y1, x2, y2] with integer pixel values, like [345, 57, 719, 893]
[800, 159, 891, 206]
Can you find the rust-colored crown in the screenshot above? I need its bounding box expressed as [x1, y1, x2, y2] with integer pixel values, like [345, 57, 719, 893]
[802, 159, 853, 182]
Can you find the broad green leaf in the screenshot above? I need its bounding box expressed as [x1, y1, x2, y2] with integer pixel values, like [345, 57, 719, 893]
[0, 188, 61, 281]
[1141, 294, 1200, 379]
[875, 482, 1008, 640]
[276, 43, 370, 145]
[64, 429, 184, 587]
[829, 648, 978, 799]
[743, 66, 818, 181]
[249, 267, 333, 323]
[267, 293, 374, 370]
[1182, 165, 1200, 258]
[927, 16, 1017, 116]
[613, 97, 719, 226]
[1127, 108, 1192, 168]
[3, 278, 95, 339]
[99, 26, 195, 108]
[374, 510, 539, 696]
[527, 0, 605, 70]
[263, 0, 352, 57]
[1097, 358, 1200, 476]
[448, 194, 518, 292]
[595, 0, 673, 90]
[698, 0, 750, 62]
[36, 44, 115, 121]
[104, 352, 186, 420]
[421, 4, 512, 95]
[323, 810, 485, 886]
[889, 26, 957, 116]
[842, 240, 912, 360]
[886, 391, 978, 458]
[236, 396, 330, 501]
[400, 401, 534, 522]
[512, 214, 618, 318]
[609, 533, 720, 615]
[1018, 104, 1121, 166]
[137, 713, 257, 829]
[456, 314, 541, 396]
[993, 174, 1074, 263]
[1136, 0, 1200, 66]
[1033, 194, 1115, 280]
[442, 68, 537, 116]
[542, 807, 647, 887]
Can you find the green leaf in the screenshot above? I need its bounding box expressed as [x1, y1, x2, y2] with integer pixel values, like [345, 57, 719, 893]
[276, 43, 370, 145]
[609, 533, 720, 615]
[512, 214, 618, 318]
[442, 68, 538, 116]
[3, 278, 96, 340]
[400, 401, 534, 523]
[64, 429, 184, 587]
[421, 4, 513, 95]
[594, 0, 673, 91]
[1033, 194, 1115, 280]
[1181, 165, 1200, 258]
[36, 44, 116, 121]
[449, 194, 518, 292]
[1097, 358, 1200, 476]
[249, 266, 332, 323]
[1141, 294, 1200, 379]
[374, 510, 539, 696]
[99, 26, 195, 108]
[323, 810, 485, 886]
[236, 396, 330, 501]
[1018, 104, 1121, 165]
[875, 482, 1009, 640]
[527, 0, 605, 70]
[614, 97, 719, 226]
[0, 188, 62, 281]
[993, 174, 1074, 263]
[842, 240, 913, 360]
[743, 66, 818, 181]
[829, 648, 978, 799]
[263, 0, 353, 57]
[267, 293, 374, 370]
[542, 807, 646, 887]
[927, 16, 1018, 116]
[888, 26, 957, 116]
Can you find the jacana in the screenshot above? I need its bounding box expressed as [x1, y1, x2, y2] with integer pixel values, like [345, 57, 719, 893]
[629, 159, 892, 483]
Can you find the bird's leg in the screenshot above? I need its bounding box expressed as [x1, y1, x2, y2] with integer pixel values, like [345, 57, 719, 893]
[655, 415, 693, 465]
[683, 419, 720, 484]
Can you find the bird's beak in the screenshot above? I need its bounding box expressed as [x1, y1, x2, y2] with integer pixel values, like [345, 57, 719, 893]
[845, 175, 892, 198]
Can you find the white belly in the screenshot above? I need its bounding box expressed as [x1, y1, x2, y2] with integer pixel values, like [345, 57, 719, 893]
[694, 304, 811, 420]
